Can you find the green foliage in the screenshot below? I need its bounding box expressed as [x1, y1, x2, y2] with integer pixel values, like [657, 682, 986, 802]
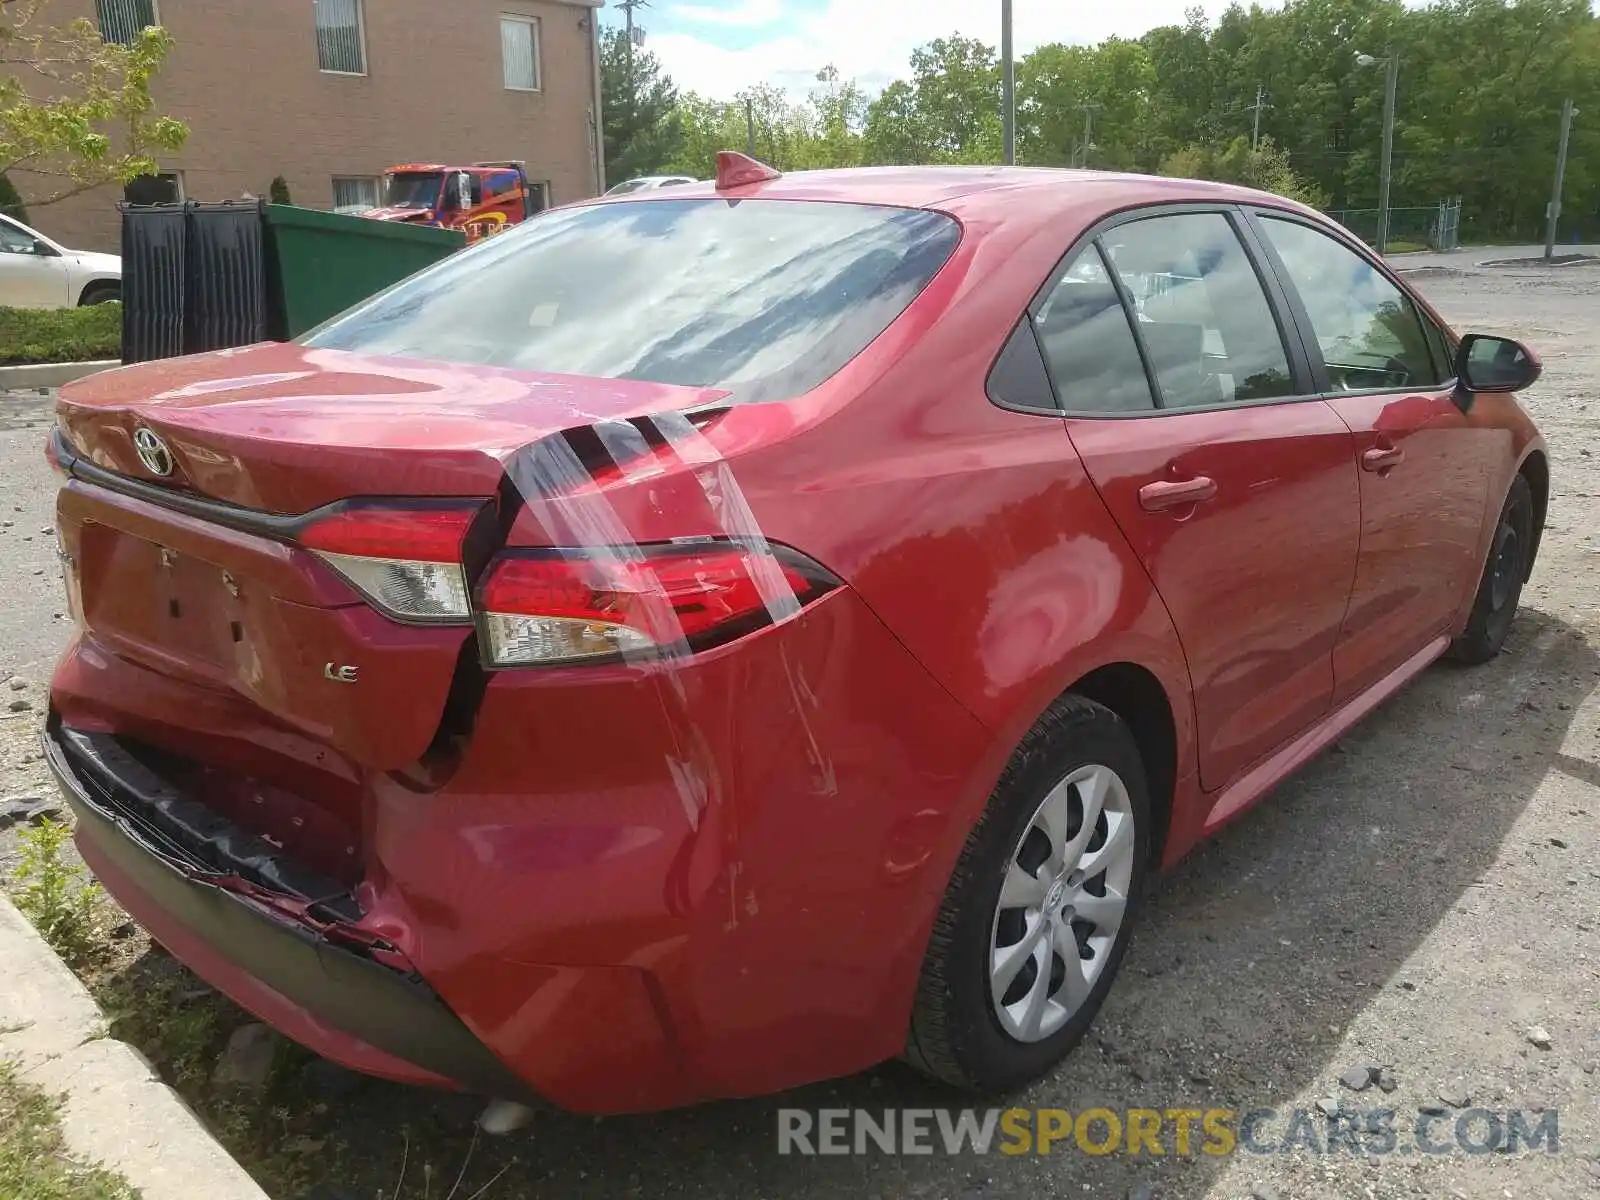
[8, 819, 103, 967]
[0, 303, 121, 365]
[0, 0, 189, 209]
[601, 26, 685, 188]
[0, 1063, 139, 1200]
[1160, 136, 1328, 207]
[268, 175, 291, 205]
[0, 172, 26, 222]
[605, 0, 1600, 241]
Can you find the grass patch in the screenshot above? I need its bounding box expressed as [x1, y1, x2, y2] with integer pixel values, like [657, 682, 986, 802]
[0, 304, 120, 366]
[10, 821, 103, 968]
[0, 1061, 139, 1200]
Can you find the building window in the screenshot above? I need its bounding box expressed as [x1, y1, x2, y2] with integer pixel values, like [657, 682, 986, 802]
[96, 0, 156, 45]
[501, 15, 541, 91]
[315, 0, 367, 75]
[123, 171, 183, 206]
[332, 176, 380, 213]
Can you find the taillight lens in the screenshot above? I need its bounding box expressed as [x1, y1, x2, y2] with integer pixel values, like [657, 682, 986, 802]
[477, 541, 839, 667]
[299, 503, 481, 624]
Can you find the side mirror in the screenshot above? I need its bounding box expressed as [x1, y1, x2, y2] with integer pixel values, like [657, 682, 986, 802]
[1456, 333, 1541, 394]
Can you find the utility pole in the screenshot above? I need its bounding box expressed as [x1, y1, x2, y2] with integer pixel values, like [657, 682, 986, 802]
[1000, 0, 1015, 165]
[746, 97, 757, 156]
[617, 0, 649, 102]
[1544, 97, 1578, 261]
[1247, 84, 1272, 152]
[1074, 103, 1101, 168]
[1357, 51, 1399, 254]
[1376, 54, 1398, 254]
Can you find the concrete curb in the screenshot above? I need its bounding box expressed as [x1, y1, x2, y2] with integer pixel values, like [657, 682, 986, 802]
[0, 894, 269, 1200]
[0, 360, 120, 390]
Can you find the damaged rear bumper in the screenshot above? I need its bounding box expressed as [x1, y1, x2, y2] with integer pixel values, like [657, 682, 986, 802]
[43, 716, 535, 1103]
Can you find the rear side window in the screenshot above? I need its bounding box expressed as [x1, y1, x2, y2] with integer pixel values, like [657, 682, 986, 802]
[1101, 213, 1296, 409]
[305, 199, 961, 405]
[1032, 246, 1155, 413]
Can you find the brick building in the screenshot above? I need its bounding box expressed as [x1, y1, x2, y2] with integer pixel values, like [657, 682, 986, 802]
[11, 0, 606, 250]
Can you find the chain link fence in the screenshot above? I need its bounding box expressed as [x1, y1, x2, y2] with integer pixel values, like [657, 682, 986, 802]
[1328, 199, 1463, 252]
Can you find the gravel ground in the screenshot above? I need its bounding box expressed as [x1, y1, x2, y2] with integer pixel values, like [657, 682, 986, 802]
[1, 255, 1597, 1200]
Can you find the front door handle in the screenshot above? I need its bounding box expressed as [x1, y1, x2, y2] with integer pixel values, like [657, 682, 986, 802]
[1139, 476, 1217, 512]
[1362, 446, 1405, 472]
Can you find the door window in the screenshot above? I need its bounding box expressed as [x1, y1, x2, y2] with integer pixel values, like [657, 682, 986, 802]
[0, 221, 39, 254]
[1031, 245, 1155, 413]
[1258, 216, 1446, 391]
[1100, 213, 1296, 409]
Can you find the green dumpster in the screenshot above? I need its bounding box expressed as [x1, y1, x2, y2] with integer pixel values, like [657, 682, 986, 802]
[263, 204, 466, 339]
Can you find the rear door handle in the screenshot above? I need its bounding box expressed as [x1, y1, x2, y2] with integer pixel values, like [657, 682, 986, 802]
[1139, 476, 1217, 512]
[1362, 446, 1405, 472]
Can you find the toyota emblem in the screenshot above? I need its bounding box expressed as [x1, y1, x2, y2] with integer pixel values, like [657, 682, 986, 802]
[132, 428, 174, 477]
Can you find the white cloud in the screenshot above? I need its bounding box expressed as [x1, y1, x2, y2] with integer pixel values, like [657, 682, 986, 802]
[649, 0, 1222, 100]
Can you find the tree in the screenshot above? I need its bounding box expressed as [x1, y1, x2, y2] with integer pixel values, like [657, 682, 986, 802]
[1159, 136, 1327, 208]
[269, 175, 291, 205]
[0, 0, 187, 207]
[0, 171, 25, 221]
[600, 26, 684, 187]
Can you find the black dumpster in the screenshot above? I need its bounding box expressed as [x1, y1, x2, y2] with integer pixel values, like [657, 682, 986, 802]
[119, 200, 268, 365]
[118, 203, 188, 365]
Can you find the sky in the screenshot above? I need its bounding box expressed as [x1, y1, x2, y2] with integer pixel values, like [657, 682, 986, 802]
[631, 0, 1247, 100]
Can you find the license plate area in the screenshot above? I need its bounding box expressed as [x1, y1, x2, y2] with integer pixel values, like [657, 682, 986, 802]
[78, 522, 252, 674]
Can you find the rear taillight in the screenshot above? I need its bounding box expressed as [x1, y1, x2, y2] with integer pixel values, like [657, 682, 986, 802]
[299, 503, 482, 624]
[476, 541, 839, 667]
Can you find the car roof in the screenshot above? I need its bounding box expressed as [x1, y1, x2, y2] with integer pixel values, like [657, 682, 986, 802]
[595, 165, 1318, 224]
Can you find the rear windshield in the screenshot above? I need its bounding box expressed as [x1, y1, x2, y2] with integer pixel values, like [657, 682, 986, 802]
[302, 198, 961, 404]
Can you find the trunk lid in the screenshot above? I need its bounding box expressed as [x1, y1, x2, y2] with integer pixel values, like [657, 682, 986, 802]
[57, 342, 729, 513]
[54, 343, 728, 772]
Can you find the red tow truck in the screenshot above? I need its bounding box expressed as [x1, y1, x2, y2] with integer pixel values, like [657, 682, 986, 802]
[359, 161, 544, 241]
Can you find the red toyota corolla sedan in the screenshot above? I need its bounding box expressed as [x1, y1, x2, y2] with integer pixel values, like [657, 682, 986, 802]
[45, 155, 1547, 1115]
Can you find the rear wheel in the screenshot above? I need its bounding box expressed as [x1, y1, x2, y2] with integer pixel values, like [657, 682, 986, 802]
[906, 696, 1149, 1092]
[78, 282, 119, 306]
[1452, 473, 1534, 665]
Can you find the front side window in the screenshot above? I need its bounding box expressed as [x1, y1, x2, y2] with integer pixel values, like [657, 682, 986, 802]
[1031, 245, 1154, 413]
[304, 199, 961, 405]
[315, 0, 366, 74]
[0, 219, 40, 255]
[501, 15, 541, 90]
[1259, 216, 1444, 391]
[96, 0, 156, 45]
[1101, 213, 1296, 409]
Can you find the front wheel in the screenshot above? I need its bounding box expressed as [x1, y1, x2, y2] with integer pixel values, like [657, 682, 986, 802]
[1451, 473, 1534, 665]
[78, 281, 120, 306]
[905, 696, 1149, 1092]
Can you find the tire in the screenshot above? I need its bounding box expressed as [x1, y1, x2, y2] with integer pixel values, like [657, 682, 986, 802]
[905, 695, 1150, 1092]
[1451, 473, 1534, 666]
[78, 282, 120, 306]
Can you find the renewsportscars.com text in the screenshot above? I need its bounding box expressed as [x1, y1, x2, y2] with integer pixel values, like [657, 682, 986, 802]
[777, 1106, 1561, 1158]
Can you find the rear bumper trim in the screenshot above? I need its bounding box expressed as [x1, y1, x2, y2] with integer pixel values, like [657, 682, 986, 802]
[44, 718, 535, 1102]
